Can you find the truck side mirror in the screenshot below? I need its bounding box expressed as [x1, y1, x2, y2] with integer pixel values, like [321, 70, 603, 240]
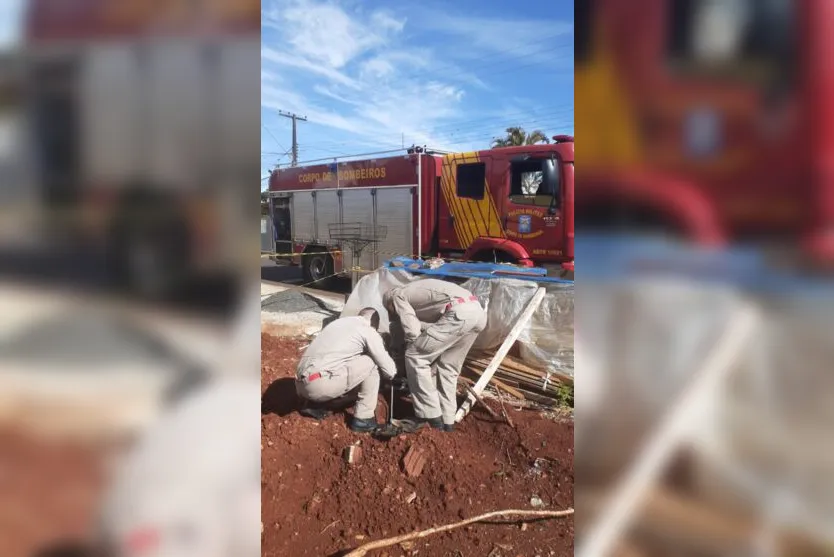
[541, 158, 559, 196]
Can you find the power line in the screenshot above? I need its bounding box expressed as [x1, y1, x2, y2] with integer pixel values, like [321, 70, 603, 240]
[297, 108, 573, 150]
[262, 125, 287, 154]
[298, 113, 573, 153]
[277, 110, 308, 166]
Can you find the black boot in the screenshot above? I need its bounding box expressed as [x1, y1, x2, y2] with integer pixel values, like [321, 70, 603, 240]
[298, 401, 332, 421]
[415, 416, 444, 430]
[350, 417, 379, 433]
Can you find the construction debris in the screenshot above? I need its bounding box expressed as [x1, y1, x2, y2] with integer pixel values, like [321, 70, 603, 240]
[343, 445, 362, 465]
[464, 385, 502, 421]
[402, 445, 428, 478]
[463, 352, 571, 407]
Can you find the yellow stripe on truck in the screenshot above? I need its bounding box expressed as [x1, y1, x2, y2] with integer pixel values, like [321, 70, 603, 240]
[440, 152, 507, 249]
[439, 155, 470, 246]
[574, 29, 641, 168]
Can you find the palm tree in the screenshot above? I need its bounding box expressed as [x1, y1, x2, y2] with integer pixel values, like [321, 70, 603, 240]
[491, 127, 550, 148]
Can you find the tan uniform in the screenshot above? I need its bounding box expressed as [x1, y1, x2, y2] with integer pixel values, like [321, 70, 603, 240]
[295, 316, 397, 419]
[387, 279, 487, 424]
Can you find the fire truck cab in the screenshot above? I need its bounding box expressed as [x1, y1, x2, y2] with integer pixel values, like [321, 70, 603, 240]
[266, 138, 574, 283]
[576, 0, 834, 266]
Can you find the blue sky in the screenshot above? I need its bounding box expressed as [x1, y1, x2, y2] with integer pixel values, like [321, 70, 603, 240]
[261, 0, 574, 181]
[0, 0, 23, 48]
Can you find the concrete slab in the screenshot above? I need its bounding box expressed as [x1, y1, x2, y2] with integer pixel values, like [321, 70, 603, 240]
[0, 281, 233, 439]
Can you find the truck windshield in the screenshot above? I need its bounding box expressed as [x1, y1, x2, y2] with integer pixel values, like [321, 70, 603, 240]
[667, 0, 794, 87]
[510, 158, 559, 208]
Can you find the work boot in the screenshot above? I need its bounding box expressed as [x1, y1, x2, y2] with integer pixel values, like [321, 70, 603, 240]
[442, 423, 455, 433]
[298, 401, 332, 421]
[350, 417, 379, 433]
[415, 416, 444, 430]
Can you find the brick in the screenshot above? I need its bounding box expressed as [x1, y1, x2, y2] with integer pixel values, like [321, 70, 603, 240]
[402, 445, 427, 478]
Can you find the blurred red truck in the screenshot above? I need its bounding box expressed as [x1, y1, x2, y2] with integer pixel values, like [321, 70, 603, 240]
[576, 0, 834, 266]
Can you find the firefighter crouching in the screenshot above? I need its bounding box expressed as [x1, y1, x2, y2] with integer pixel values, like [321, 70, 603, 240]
[295, 308, 397, 432]
[383, 279, 487, 432]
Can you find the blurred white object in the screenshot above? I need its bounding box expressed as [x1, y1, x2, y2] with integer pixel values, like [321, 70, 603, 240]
[578, 303, 760, 557]
[99, 377, 261, 557]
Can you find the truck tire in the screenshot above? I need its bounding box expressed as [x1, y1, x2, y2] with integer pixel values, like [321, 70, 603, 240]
[109, 209, 189, 301]
[301, 250, 335, 288]
[472, 249, 517, 264]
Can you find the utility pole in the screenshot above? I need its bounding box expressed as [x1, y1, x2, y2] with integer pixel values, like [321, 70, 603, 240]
[278, 110, 308, 166]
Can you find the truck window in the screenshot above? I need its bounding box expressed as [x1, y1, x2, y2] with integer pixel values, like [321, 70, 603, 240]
[575, 0, 593, 64]
[667, 0, 794, 87]
[510, 159, 557, 207]
[456, 163, 485, 200]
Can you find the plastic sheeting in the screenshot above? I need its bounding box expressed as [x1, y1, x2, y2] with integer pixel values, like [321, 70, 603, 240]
[341, 268, 574, 376]
[577, 277, 834, 545]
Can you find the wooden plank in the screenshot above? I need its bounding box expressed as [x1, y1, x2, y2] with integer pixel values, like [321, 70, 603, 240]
[577, 305, 760, 557]
[465, 366, 564, 403]
[463, 385, 501, 419]
[580, 487, 831, 556]
[492, 369, 562, 393]
[503, 355, 573, 384]
[576, 488, 755, 554]
[467, 356, 569, 386]
[461, 365, 525, 400]
[466, 358, 550, 381]
[507, 387, 559, 407]
[455, 288, 546, 423]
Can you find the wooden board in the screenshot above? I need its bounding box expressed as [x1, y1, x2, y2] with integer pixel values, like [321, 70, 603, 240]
[460, 365, 526, 400]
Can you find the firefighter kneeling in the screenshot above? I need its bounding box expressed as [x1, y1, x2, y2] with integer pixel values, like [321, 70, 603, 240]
[295, 308, 398, 433]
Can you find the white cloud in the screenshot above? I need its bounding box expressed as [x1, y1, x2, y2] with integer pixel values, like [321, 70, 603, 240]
[260, 0, 556, 156]
[421, 13, 573, 63]
[262, 46, 360, 89]
[263, 0, 405, 69]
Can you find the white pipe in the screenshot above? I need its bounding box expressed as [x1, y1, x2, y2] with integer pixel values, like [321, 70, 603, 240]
[577, 304, 760, 557]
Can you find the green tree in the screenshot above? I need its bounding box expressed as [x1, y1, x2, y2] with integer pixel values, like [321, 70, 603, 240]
[491, 127, 550, 148]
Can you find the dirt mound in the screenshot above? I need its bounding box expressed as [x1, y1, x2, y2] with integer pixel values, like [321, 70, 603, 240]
[262, 333, 574, 557]
[0, 430, 106, 557]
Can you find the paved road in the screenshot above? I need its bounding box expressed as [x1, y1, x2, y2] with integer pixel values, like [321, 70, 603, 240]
[0, 244, 237, 316]
[260, 259, 351, 294]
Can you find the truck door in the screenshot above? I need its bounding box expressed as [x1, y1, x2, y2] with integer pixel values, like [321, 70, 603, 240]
[30, 58, 80, 205]
[437, 153, 503, 253]
[272, 194, 292, 256]
[500, 155, 565, 261]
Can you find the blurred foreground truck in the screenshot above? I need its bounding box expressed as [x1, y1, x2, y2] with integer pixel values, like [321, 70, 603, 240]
[21, 0, 259, 299]
[266, 139, 575, 284]
[576, 0, 834, 266]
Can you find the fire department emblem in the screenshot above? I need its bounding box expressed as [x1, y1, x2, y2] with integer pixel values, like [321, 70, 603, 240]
[518, 215, 532, 234]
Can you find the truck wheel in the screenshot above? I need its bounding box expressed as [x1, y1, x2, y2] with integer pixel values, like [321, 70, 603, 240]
[110, 214, 188, 301]
[302, 251, 335, 287]
[473, 249, 516, 264]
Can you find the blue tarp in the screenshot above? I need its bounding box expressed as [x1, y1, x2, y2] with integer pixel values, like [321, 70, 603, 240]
[383, 257, 573, 284]
[576, 235, 834, 299]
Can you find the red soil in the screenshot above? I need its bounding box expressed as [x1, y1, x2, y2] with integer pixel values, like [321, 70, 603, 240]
[262, 333, 574, 557]
[0, 430, 107, 557]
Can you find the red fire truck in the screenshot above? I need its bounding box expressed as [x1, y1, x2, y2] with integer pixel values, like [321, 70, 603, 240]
[266, 139, 574, 283]
[576, 0, 834, 265]
[22, 0, 259, 299]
